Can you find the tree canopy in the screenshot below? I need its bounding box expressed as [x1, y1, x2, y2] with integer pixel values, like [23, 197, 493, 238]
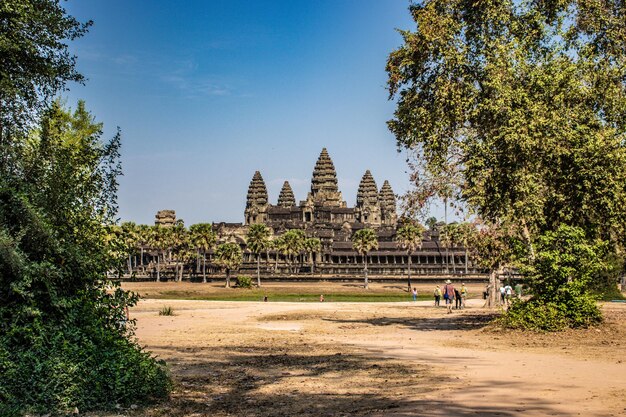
[387, 0, 626, 245]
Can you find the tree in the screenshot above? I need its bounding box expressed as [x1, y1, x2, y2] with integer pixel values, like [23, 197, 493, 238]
[304, 237, 322, 275]
[396, 223, 425, 292]
[387, 1, 626, 324]
[352, 228, 379, 289]
[0, 0, 91, 135]
[148, 225, 170, 282]
[425, 217, 438, 231]
[189, 223, 216, 283]
[271, 235, 285, 273]
[121, 221, 138, 276]
[0, 100, 170, 413]
[282, 229, 306, 274]
[246, 224, 271, 287]
[169, 220, 189, 282]
[214, 242, 243, 288]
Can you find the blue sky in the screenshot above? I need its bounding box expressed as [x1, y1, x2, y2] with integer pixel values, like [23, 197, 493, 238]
[64, 0, 439, 225]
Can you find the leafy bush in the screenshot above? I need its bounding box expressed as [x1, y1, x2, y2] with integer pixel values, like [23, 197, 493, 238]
[0, 101, 172, 414]
[159, 305, 175, 316]
[236, 275, 253, 288]
[500, 225, 605, 331]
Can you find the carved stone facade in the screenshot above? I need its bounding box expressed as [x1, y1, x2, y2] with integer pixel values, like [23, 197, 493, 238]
[155, 209, 176, 227]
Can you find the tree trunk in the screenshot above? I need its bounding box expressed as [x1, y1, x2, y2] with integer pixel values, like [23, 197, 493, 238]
[364, 253, 369, 289]
[465, 248, 468, 274]
[275, 252, 279, 273]
[128, 254, 132, 276]
[225, 268, 231, 288]
[407, 251, 412, 292]
[485, 269, 499, 308]
[256, 254, 261, 287]
[522, 219, 535, 261]
[156, 255, 161, 282]
[451, 248, 456, 274]
[202, 252, 207, 283]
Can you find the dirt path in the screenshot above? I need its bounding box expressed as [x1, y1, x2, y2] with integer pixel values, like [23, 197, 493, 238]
[121, 299, 626, 417]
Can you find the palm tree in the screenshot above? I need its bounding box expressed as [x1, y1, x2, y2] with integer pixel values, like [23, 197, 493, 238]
[271, 236, 285, 273]
[396, 223, 426, 292]
[304, 237, 322, 275]
[189, 223, 217, 283]
[136, 224, 151, 275]
[214, 242, 243, 288]
[121, 221, 138, 276]
[148, 225, 170, 282]
[169, 220, 188, 282]
[282, 229, 306, 273]
[441, 223, 459, 274]
[246, 223, 271, 287]
[351, 228, 378, 289]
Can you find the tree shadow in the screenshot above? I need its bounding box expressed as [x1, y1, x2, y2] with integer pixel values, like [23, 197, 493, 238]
[116, 343, 582, 417]
[324, 311, 497, 332]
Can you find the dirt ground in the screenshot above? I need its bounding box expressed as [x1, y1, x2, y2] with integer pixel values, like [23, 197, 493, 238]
[96, 283, 626, 417]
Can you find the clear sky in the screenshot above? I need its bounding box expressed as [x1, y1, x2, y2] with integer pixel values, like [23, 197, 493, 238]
[64, 0, 442, 225]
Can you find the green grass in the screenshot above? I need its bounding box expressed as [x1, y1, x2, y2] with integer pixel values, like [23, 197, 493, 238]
[153, 291, 434, 303]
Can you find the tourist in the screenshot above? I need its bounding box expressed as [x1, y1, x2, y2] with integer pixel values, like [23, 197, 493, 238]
[434, 285, 441, 306]
[320, 294, 324, 302]
[504, 284, 513, 306]
[460, 283, 468, 309]
[443, 280, 455, 313]
[412, 287, 418, 302]
[454, 288, 462, 309]
[499, 283, 506, 305]
[514, 282, 523, 299]
[263, 296, 268, 302]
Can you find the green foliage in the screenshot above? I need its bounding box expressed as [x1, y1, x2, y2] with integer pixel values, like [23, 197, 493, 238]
[235, 275, 253, 288]
[351, 228, 379, 255]
[501, 225, 605, 330]
[246, 223, 271, 254]
[158, 306, 175, 316]
[0, 101, 171, 413]
[396, 222, 425, 253]
[214, 242, 243, 287]
[0, 0, 92, 131]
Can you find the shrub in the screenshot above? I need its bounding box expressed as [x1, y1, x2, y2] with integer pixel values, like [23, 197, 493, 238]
[159, 306, 175, 316]
[236, 275, 253, 288]
[500, 225, 606, 331]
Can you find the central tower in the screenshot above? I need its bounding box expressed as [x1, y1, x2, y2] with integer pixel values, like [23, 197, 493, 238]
[306, 148, 346, 208]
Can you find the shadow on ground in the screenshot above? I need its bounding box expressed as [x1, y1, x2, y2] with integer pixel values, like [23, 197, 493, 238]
[325, 311, 497, 332]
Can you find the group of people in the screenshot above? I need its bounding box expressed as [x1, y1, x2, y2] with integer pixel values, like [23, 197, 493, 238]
[428, 280, 468, 313]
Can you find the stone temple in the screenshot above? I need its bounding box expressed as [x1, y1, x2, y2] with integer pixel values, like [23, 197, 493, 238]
[244, 148, 397, 239]
[154, 148, 478, 278]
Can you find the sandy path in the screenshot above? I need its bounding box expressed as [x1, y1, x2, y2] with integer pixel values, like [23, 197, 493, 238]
[130, 299, 626, 417]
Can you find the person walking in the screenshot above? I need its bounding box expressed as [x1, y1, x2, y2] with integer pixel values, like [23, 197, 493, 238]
[443, 280, 455, 313]
[460, 283, 468, 309]
[412, 287, 418, 302]
[454, 288, 462, 309]
[434, 285, 441, 307]
[499, 283, 506, 305]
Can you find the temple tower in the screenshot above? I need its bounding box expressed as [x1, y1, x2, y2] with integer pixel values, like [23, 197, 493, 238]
[155, 210, 176, 227]
[307, 148, 346, 207]
[244, 171, 269, 225]
[355, 170, 381, 226]
[379, 180, 397, 226]
[277, 181, 296, 207]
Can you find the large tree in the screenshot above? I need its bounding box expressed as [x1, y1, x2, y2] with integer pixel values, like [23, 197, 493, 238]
[0, 0, 91, 135]
[387, 1, 626, 323]
[387, 0, 626, 245]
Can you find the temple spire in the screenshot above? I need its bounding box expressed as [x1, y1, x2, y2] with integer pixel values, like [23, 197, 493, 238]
[310, 148, 339, 196]
[277, 181, 296, 207]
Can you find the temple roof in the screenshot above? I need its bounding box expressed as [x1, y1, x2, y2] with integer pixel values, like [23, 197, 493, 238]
[311, 148, 339, 196]
[277, 181, 296, 207]
[245, 171, 268, 208]
[379, 180, 396, 213]
[356, 170, 379, 207]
